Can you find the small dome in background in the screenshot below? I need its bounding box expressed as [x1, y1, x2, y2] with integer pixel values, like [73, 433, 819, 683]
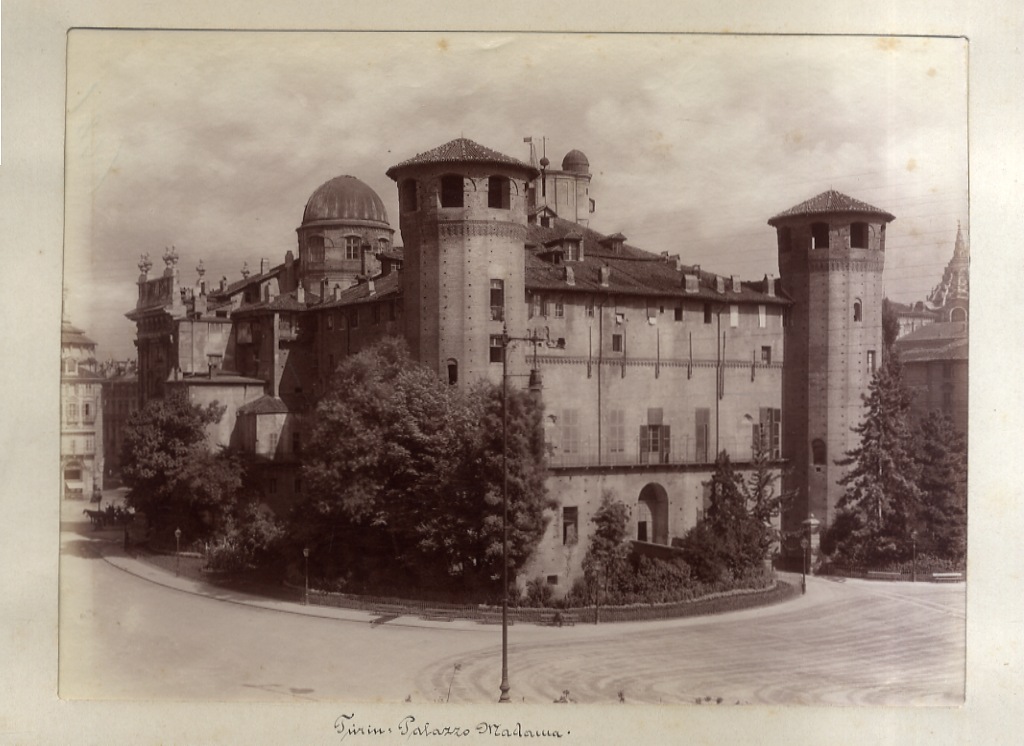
[561, 149, 590, 174]
[302, 175, 390, 227]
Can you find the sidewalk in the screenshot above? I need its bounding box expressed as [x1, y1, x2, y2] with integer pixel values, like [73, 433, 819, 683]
[96, 540, 493, 632]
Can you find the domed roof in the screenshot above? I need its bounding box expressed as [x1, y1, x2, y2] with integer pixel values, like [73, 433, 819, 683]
[561, 149, 590, 174]
[302, 175, 390, 227]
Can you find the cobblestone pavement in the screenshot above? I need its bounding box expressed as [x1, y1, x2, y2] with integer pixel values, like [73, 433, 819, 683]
[59, 503, 964, 706]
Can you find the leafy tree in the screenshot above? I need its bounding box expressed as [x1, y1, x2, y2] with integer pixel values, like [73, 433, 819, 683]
[882, 298, 901, 358]
[741, 431, 793, 560]
[700, 451, 764, 574]
[914, 410, 967, 562]
[827, 354, 922, 566]
[120, 391, 242, 538]
[577, 491, 631, 601]
[298, 337, 552, 594]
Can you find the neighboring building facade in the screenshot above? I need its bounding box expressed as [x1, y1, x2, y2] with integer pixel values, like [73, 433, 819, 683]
[895, 322, 968, 437]
[61, 306, 103, 499]
[100, 362, 138, 481]
[127, 136, 906, 591]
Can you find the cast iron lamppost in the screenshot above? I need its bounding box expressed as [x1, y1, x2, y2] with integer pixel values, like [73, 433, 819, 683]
[911, 530, 918, 582]
[499, 323, 561, 704]
[303, 546, 310, 605]
[799, 537, 808, 594]
[174, 527, 182, 577]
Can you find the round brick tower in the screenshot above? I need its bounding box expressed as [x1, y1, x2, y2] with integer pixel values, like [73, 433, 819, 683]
[769, 190, 895, 534]
[386, 138, 539, 386]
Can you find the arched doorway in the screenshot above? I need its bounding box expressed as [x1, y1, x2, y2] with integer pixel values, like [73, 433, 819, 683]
[637, 483, 669, 545]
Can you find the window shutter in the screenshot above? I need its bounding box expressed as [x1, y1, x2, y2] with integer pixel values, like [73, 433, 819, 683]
[639, 425, 649, 464]
[662, 426, 671, 463]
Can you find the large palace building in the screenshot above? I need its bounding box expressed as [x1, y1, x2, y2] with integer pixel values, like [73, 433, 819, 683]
[126, 137, 904, 590]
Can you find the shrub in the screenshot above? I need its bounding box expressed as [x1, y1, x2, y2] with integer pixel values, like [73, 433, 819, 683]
[524, 576, 554, 607]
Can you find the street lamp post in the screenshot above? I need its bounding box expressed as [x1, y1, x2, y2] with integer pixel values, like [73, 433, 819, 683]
[911, 530, 918, 582]
[799, 537, 808, 594]
[174, 527, 182, 577]
[303, 546, 310, 605]
[498, 323, 560, 704]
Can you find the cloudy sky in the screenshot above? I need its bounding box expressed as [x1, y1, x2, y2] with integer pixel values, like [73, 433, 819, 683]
[64, 31, 968, 360]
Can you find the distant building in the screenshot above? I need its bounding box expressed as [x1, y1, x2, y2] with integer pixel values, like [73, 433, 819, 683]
[126, 136, 909, 589]
[61, 301, 103, 499]
[895, 322, 968, 436]
[101, 362, 138, 481]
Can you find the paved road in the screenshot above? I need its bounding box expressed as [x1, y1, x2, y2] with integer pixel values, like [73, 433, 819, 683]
[59, 507, 964, 706]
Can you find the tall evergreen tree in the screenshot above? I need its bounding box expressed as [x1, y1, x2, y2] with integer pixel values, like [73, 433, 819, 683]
[829, 354, 922, 565]
[914, 410, 967, 562]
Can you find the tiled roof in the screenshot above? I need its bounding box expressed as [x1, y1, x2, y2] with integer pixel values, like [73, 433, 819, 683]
[524, 218, 786, 304]
[900, 337, 968, 363]
[896, 321, 968, 345]
[377, 248, 405, 262]
[237, 395, 290, 415]
[233, 289, 318, 315]
[211, 264, 284, 299]
[767, 190, 895, 226]
[386, 138, 539, 179]
[61, 322, 96, 347]
[317, 271, 402, 309]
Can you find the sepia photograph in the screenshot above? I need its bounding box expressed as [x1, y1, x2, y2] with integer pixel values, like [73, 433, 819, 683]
[56, 30, 971, 714]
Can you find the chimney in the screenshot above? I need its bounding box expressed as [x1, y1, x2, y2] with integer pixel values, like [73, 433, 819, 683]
[296, 285, 305, 304]
[367, 278, 376, 296]
[599, 266, 610, 287]
[333, 284, 342, 301]
[220, 276, 228, 292]
[194, 292, 207, 315]
[320, 278, 329, 303]
[260, 257, 270, 275]
[764, 273, 776, 297]
[564, 266, 576, 286]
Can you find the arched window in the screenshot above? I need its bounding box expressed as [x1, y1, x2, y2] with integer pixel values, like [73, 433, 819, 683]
[447, 359, 458, 386]
[811, 222, 830, 249]
[850, 222, 869, 249]
[778, 226, 792, 253]
[950, 306, 967, 322]
[811, 438, 827, 465]
[488, 175, 511, 209]
[400, 179, 418, 212]
[853, 300, 862, 322]
[440, 175, 464, 208]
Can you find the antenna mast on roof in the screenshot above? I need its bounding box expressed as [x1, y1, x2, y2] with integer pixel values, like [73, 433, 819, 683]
[539, 136, 549, 199]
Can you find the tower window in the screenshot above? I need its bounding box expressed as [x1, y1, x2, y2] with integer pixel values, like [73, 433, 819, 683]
[440, 175, 464, 208]
[850, 222, 869, 249]
[811, 438, 827, 465]
[867, 350, 876, 373]
[778, 226, 792, 253]
[400, 179, 418, 212]
[811, 222, 830, 249]
[488, 176, 511, 209]
[761, 346, 772, 364]
[703, 303, 713, 324]
[490, 335, 504, 364]
[447, 359, 458, 385]
[611, 333, 623, 352]
[344, 236, 360, 261]
[490, 279, 505, 321]
[853, 300, 862, 322]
